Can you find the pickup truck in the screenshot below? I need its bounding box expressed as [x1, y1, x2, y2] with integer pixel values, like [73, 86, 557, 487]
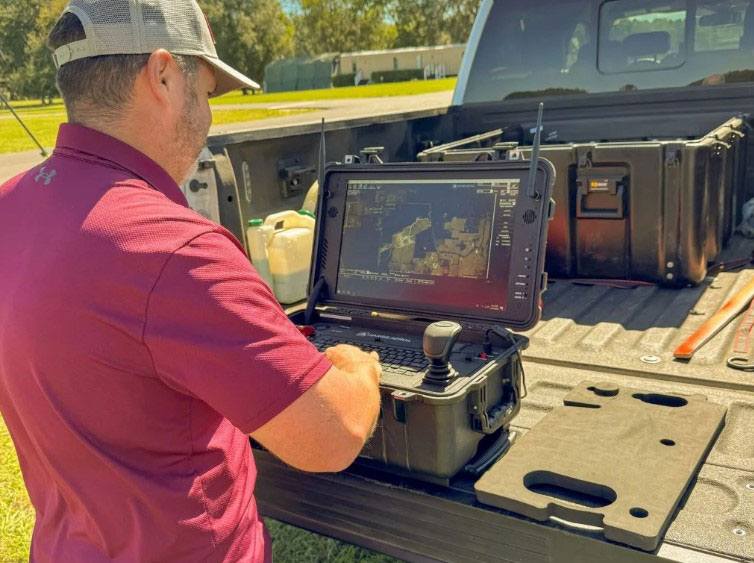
[181, 1, 754, 561]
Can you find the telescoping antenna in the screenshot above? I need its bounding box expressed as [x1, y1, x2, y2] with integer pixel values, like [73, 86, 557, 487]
[527, 102, 544, 199]
[318, 118, 326, 192]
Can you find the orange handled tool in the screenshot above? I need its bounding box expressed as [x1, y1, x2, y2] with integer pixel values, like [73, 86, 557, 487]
[674, 277, 754, 359]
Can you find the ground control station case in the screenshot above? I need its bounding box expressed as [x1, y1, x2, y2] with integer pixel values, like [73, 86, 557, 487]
[288, 159, 556, 483]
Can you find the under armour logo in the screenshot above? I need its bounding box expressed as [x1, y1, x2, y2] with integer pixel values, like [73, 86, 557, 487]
[35, 167, 57, 186]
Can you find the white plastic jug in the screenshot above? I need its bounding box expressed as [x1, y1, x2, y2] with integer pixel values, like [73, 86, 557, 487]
[262, 210, 315, 304]
[246, 219, 275, 290]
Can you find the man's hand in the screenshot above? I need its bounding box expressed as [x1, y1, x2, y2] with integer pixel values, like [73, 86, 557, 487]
[324, 344, 381, 384]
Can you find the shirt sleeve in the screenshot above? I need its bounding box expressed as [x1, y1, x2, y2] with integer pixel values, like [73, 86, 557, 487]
[142, 230, 332, 434]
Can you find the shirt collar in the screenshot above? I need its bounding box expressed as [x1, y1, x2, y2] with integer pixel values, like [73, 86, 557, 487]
[53, 123, 189, 207]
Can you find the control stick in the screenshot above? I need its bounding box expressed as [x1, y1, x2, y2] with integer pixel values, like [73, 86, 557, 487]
[423, 321, 463, 384]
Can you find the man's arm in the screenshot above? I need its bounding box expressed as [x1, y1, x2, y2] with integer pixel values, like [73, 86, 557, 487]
[144, 231, 381, 474]
[251, 345, 381, 473]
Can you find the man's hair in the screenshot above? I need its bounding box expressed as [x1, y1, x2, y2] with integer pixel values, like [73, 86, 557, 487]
[47, 12, 198, 123]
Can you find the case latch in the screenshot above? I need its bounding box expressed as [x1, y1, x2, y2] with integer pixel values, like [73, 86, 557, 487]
[665, 148, 681, 168]
[391, 390, 418, 424]
[576, 171, 627, 219]
[577, 148, 593, 169]
[345, 147, 386, 165]
[360, 146, 385, 164]
[277, 157, 315, 199]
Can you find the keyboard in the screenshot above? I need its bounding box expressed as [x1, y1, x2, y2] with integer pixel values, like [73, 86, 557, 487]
[310, 335, 429, 375]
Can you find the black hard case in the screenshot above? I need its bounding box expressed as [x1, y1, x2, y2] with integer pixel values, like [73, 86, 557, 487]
[287, 309, 528, 484]
[290, 161, 555, 483]
[418, 117, 748, 286]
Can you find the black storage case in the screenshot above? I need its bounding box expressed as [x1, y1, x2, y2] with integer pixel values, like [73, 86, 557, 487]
[418, 116, 749, 286]
[291, 160, 555, 483]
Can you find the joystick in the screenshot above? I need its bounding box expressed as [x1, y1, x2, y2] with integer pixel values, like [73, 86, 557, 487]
[423, 321, 463, 384]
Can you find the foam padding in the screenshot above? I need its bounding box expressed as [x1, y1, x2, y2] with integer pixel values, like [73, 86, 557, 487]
[474, 381, 727, 551]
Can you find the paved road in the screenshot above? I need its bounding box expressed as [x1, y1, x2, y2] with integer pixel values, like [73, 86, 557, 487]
[0, 149, 49, 182]
[0, 91, 453, 182]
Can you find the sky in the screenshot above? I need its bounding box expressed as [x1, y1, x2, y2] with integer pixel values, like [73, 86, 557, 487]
[280, 0, 299, 14]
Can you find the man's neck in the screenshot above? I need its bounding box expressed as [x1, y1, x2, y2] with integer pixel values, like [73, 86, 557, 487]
[73, 118, 183, 184]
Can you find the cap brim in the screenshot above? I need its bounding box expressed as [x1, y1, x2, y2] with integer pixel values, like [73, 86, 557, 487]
[201, 56, 261, 97]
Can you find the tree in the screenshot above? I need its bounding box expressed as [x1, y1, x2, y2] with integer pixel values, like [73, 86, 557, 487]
[291, 0, 395, 55]
[0, 0, 49, 100]
[1, 0, 295, 101]
[444, 0, 480, 44]
[200, 0, 295, 86]
[13, 0, 67, 103]
[389, 0, 480, 48]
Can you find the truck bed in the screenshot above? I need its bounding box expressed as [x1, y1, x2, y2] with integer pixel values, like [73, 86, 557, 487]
[259, 236, 754, 563]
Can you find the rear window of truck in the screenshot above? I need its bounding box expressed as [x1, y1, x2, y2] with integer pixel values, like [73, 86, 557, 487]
[462, 0, 754, 104]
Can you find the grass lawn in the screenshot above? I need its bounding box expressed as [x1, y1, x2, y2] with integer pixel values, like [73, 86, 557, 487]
[0, 416, 398, 562]
[0, 108, 314, 154]
[0, 113, 66, 154]
[0, 418, 34, 562]
[211, 78, 457, 106]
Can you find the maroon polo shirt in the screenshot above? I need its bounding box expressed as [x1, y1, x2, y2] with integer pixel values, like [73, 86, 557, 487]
[0, 124, 331, 562]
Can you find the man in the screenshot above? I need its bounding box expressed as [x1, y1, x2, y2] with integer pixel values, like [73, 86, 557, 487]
[0, 1, 381, 561]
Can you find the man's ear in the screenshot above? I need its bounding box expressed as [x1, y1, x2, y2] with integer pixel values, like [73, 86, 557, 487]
[143, 49, 178, 106]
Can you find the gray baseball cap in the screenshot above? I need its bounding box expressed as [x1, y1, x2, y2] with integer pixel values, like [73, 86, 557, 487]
[52, 0, 260, 97]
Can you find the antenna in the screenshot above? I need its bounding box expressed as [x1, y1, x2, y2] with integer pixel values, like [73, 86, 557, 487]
[527, 102, 544, 199]
[305, 119, 328, 326]
[0, 90, 47, 157]
[318, 118, 326, 192]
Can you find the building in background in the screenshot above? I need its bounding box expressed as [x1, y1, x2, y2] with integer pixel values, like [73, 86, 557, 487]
[338, 44, 466, 84]
[264, 54, 338, 93]
[264, 44, 465, 93]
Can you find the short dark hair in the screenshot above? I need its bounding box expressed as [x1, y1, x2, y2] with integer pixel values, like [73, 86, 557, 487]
[47, 12, 197, 123]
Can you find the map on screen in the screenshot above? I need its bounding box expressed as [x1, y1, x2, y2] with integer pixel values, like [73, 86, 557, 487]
[336, 178, 519, 313]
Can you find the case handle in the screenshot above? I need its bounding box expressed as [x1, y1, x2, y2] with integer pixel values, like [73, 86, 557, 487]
[468, 374, 515, 435]
[464, 430, 515, 476]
